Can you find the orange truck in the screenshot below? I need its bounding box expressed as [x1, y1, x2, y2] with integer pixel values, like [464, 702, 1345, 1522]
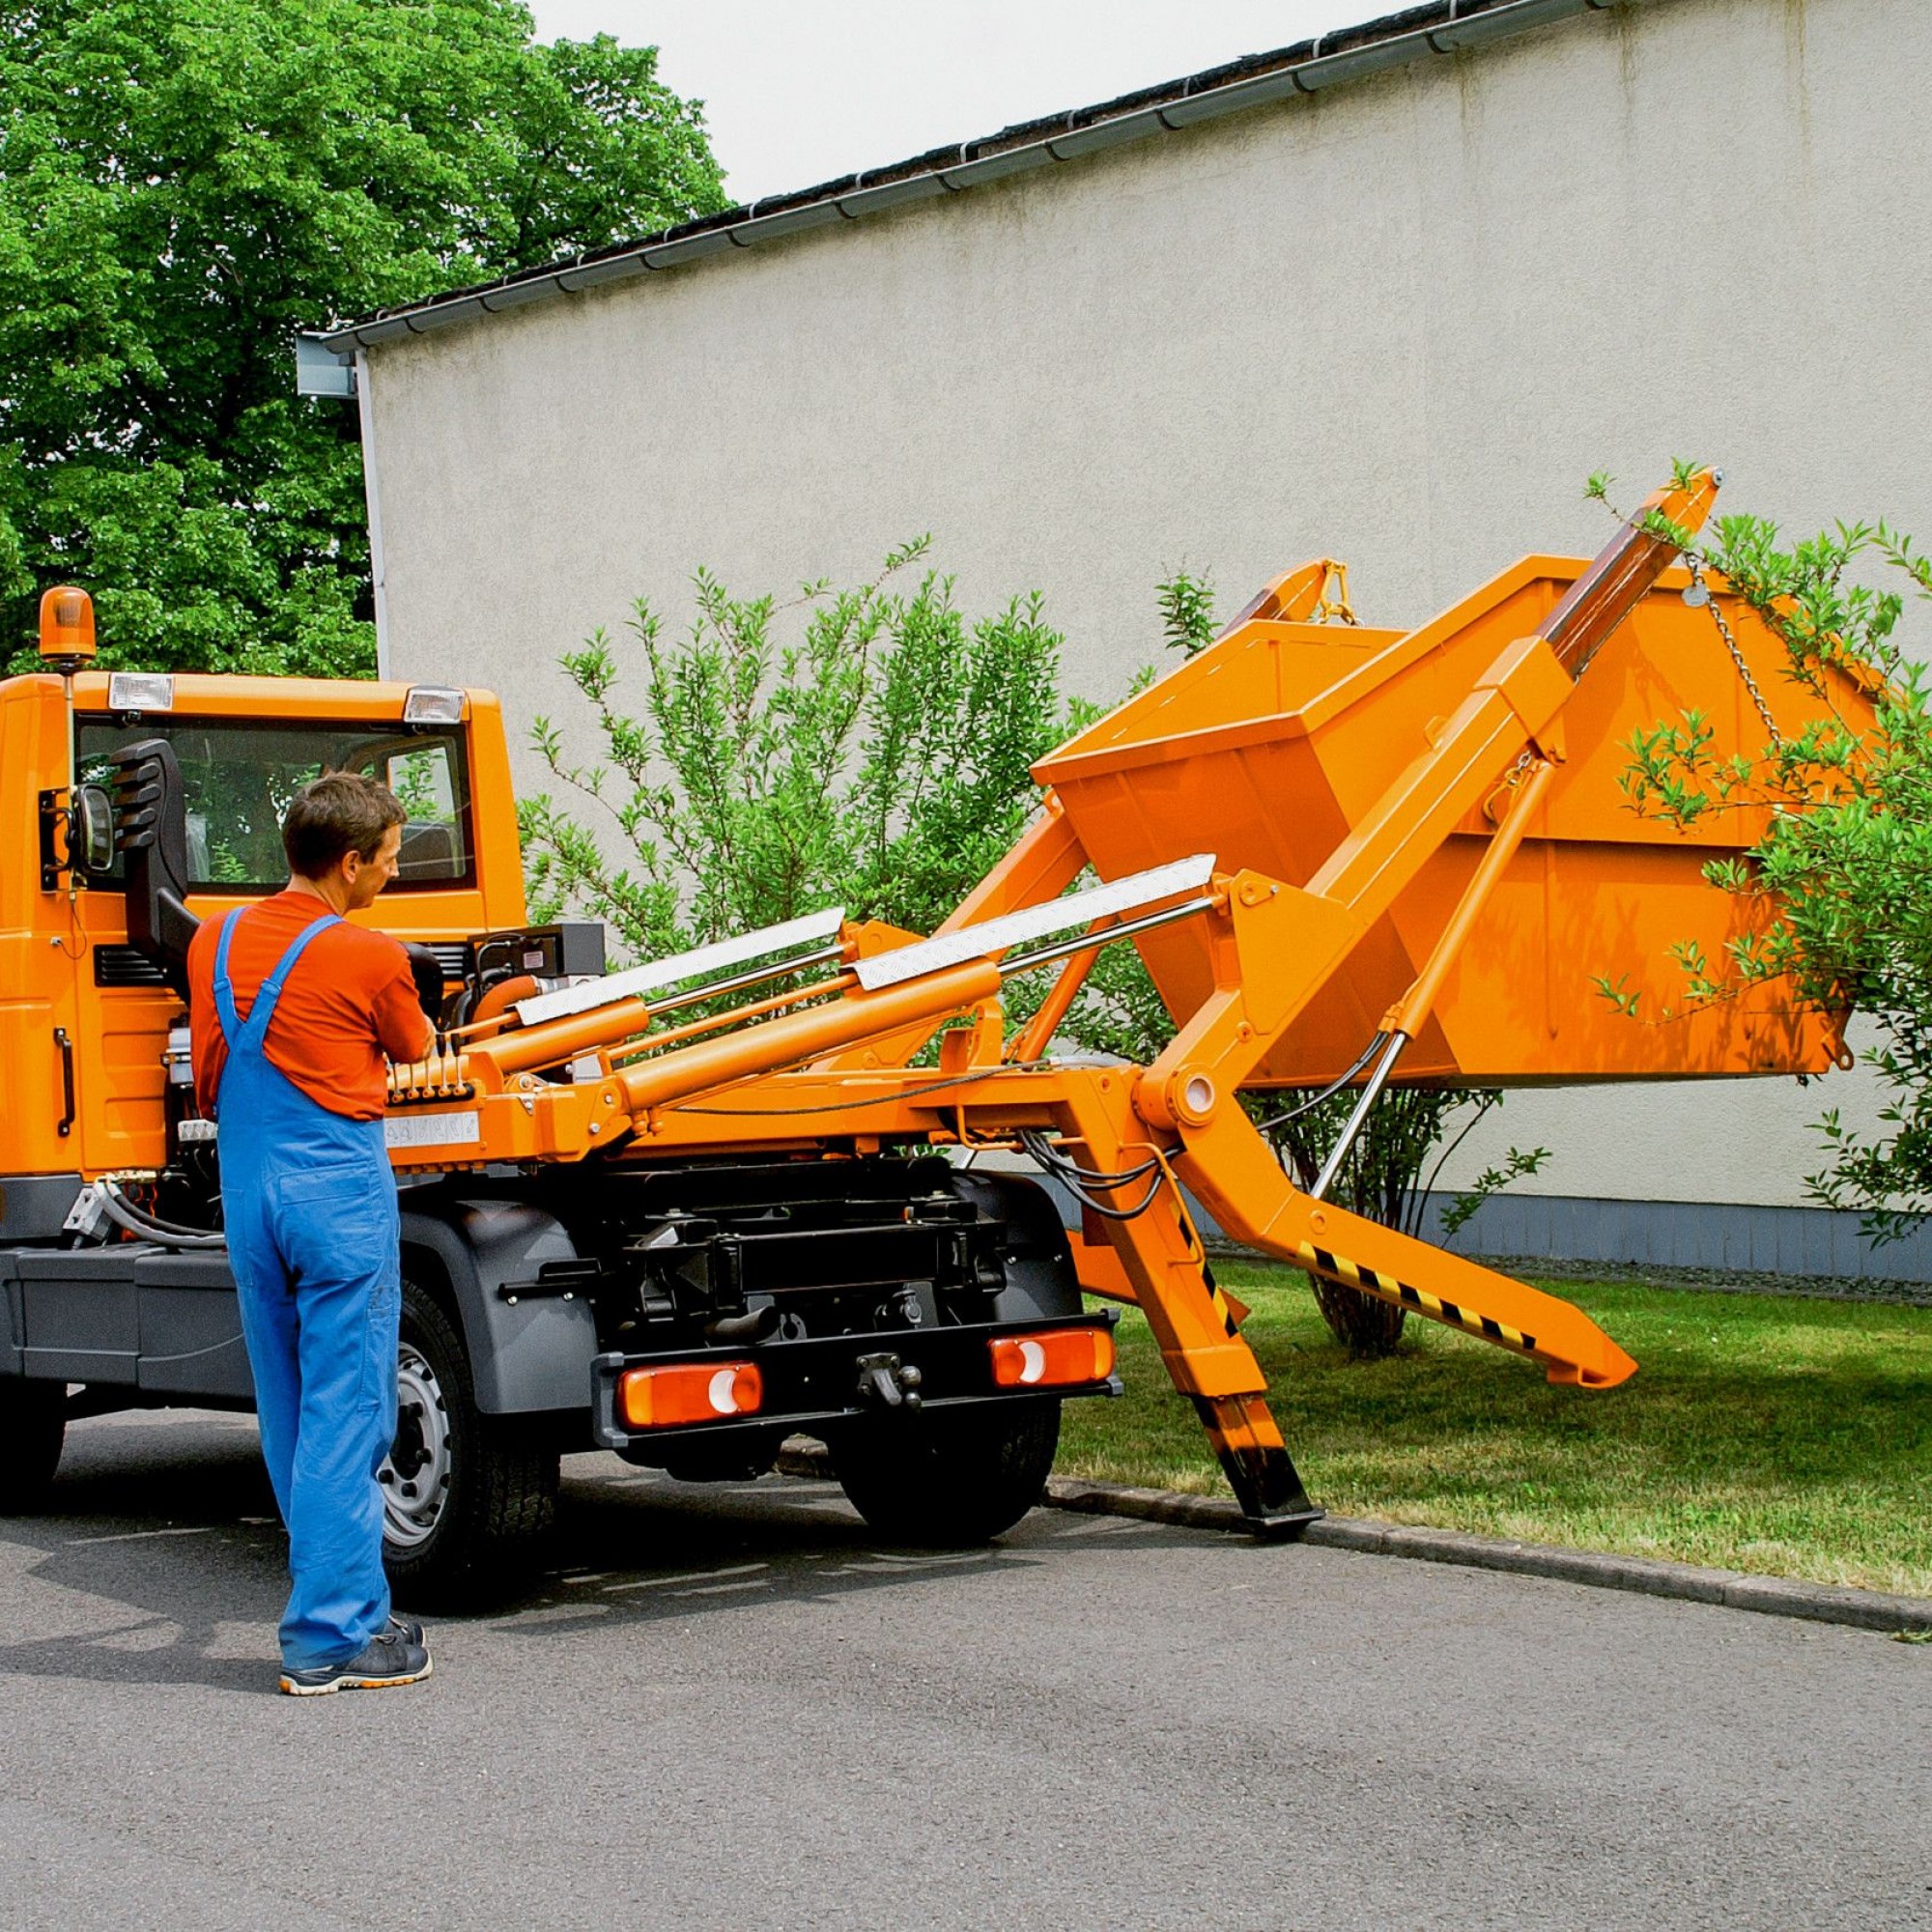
[0, 472, 1870, 1595]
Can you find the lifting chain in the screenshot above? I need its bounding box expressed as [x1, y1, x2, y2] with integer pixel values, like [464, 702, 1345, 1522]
[1483, 743, 1543, 824]
[1485, 539, 1782, 822]
[1683, 553, 1783, 750]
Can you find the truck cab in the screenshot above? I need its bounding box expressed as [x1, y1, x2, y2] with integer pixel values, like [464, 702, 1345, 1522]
[2, 661, 527, 1185]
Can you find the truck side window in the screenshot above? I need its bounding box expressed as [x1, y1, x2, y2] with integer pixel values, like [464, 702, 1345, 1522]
[384, 744, 466, 882]
[72, 718, 475, 892]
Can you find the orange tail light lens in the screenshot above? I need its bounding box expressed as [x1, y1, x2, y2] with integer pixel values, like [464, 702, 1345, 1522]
[618, 1361, 764, 1429]
[988, 1326, 1116, 1390]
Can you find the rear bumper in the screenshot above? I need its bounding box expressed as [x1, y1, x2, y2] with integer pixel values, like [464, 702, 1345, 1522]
[590, 1312, 1121, 1452]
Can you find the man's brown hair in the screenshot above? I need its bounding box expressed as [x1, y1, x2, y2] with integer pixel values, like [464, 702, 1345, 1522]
[282, 772, 406, 879]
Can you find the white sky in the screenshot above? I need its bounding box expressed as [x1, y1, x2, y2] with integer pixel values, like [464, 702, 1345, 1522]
[526, 2, 1394, 206]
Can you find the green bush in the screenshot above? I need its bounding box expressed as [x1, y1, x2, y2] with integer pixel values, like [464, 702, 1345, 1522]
[521, 541, 1081, 963]
[1605, 468, 1932, 1241]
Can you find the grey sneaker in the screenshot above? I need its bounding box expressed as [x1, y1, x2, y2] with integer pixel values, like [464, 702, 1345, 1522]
[385, 1612, 425, 1647]
[280, 1626, 432, 1696]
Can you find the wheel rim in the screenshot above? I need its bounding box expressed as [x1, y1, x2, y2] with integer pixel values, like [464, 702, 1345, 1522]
[380, 1341, 452, 1549]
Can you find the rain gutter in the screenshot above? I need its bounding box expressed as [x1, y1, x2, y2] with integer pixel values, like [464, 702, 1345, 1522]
[309, 0, 1638, 361]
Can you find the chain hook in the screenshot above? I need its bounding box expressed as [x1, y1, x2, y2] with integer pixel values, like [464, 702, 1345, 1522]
[1313, 562, 1358, 626]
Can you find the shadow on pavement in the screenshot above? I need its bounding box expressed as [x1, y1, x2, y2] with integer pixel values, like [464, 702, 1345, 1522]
[0, 1412, 283, 1694]
[0, 1412, 1204, 1691]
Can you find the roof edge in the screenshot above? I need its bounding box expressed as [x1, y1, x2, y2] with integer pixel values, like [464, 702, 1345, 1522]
[313, 0, 1638, 358]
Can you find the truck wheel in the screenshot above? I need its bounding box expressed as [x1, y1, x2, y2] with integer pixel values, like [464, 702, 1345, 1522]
[381, 1277, 558, 1606]
[832, 1399, 1061, 1546]
[0, 1379, 66, 1515]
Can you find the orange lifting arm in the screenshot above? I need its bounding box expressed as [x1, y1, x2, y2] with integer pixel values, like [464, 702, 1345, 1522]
[1174, 1107, 1635, 1386]
[1032, 480, 1725, 1507]
[1090, 484, 1721, 1439]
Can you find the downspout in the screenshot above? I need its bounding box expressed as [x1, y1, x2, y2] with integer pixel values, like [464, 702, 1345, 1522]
[354, 347, 391, 679]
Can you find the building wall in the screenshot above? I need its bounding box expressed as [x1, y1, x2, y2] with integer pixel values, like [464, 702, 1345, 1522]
[364, 0, 1932, 1227]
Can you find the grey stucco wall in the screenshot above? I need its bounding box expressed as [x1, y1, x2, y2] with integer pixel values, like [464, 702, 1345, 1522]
[363, 0, 1931, 1214]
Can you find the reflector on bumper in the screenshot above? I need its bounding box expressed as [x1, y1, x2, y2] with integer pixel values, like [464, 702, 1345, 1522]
[590, 1316, 1121, 1452]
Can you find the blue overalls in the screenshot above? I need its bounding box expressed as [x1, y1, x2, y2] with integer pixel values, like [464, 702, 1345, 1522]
[212, 909, 400, 1670]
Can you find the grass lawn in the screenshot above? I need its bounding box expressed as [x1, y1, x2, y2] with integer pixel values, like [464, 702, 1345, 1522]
[1056, 1260, 1932, 1598]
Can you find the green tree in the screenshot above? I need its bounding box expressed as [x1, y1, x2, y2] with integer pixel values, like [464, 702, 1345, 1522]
[1604, 470, 1932, 1241]
[0, 0, 725, 675]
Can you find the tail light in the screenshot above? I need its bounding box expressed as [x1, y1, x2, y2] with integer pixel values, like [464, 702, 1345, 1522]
[988, 1326, 1116, 1390]
[618, 1361, 763, 1429]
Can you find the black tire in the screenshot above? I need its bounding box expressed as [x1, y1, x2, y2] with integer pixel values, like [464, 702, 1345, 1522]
[0, 1378, 65, 1515]
[832, 1399, 1061, 1546]
[381, 1276, 558, 1607]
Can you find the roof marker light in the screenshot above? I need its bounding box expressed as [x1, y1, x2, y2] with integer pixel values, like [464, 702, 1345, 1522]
[39, 586, 96, 668]
[403, 686, 465, 725]
[107, 672, 174, 713]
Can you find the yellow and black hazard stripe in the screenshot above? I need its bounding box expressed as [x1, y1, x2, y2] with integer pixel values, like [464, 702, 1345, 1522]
[1201, 1260, 1241, 1338]
[1293, 1241, 1537, 1358]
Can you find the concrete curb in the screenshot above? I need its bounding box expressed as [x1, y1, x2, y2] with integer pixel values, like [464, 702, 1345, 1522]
[1045, 1479, 1932, 1636]
[775, 1445, 1932, 1637]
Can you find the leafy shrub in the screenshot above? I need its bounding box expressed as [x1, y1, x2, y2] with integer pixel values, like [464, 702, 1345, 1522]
[522, 540, 1076, 959]
[1603, 467, 1932, 1240]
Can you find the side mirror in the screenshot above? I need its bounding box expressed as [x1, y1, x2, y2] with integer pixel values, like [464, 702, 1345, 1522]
[73, 784, 117, 876]
[101, 739, 199, 998]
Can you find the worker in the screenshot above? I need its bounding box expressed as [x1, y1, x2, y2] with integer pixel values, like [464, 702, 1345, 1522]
[187, 773, 435, 1694]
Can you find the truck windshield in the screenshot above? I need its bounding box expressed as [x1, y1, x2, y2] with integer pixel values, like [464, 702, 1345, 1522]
[73, 716, 473, 892]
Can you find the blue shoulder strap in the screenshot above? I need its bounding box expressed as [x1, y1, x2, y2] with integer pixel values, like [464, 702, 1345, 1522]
[213, 909, 339, 1051]
[211, 909, 247, 1042]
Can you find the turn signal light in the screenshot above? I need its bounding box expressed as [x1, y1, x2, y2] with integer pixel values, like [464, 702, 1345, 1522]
[988, 1327, 1116, 1390]
[618, 1361, 763, 1430]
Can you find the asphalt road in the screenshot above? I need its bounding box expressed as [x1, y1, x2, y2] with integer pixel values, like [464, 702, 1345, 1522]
[0, 1410, 1924, 1931]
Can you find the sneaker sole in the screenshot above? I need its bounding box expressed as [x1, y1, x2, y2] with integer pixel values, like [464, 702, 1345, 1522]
[279, 1655, 433, 1697]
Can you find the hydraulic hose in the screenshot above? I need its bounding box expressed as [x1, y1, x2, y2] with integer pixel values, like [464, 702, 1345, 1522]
[97, 1179, 226, 1251]
[1018, 1129, 1167, 1223]
[101, 1178, 220, 1238]
[1250, 1030, 1387, 1134]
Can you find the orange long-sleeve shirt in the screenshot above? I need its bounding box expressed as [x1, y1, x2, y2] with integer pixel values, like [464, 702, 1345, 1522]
[187, 892, 434, 1122]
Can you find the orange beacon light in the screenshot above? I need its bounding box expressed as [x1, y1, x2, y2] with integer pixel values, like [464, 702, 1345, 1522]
[39, 585, 96, 669]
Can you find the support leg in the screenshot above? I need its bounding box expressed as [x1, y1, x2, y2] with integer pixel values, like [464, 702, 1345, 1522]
[1055, 1075, 1319, 1527]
